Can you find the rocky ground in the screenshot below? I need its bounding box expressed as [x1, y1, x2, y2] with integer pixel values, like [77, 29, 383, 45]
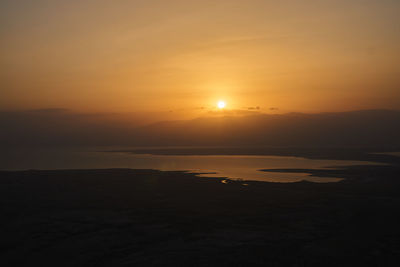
[1, 162, 400, 266]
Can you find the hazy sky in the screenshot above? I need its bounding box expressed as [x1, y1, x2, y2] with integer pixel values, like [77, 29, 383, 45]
[1, 0, 400, 117]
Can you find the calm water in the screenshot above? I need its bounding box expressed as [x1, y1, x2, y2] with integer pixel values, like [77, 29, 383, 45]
[0, 148, 382, 183]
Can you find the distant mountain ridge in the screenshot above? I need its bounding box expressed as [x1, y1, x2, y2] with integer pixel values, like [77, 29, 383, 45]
[135, 109, 400, 147]
[1, 109, 399, 148]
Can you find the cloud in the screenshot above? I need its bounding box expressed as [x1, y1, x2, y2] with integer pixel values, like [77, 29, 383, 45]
[207, 109, 261, 116]
[247, 106, 260, 110]
[28, 108, 70, 114]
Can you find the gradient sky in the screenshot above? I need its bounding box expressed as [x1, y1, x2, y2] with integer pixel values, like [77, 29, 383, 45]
[1, 0, 400, 117]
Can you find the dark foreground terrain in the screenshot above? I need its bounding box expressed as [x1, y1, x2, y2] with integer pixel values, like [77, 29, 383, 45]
[1, 163, 400, 266]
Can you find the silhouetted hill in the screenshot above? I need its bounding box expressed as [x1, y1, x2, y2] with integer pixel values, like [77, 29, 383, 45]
[136, 110, 400, 148]
[0, 109, 139, 148]
[1, 109, 399, 148]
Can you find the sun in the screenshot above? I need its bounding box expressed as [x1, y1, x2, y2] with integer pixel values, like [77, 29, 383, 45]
[217, 100, 226, 109]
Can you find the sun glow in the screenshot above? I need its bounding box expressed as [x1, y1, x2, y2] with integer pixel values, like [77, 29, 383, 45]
[217, 100, 226, 109]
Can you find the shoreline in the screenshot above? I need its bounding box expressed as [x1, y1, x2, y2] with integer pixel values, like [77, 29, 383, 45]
[107, 147, 400, 164]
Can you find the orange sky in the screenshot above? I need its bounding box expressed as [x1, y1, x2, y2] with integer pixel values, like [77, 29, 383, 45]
[1, 0, 400, 119]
